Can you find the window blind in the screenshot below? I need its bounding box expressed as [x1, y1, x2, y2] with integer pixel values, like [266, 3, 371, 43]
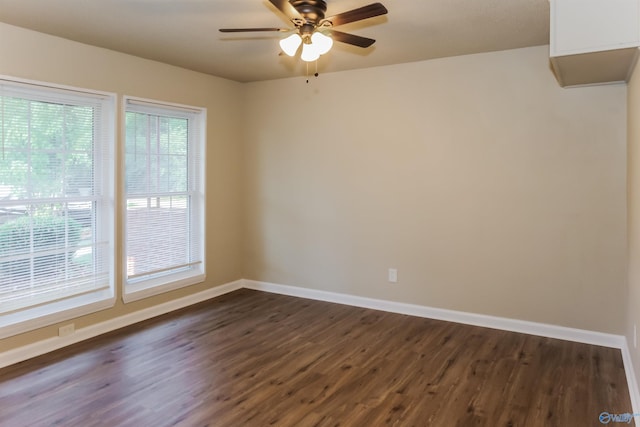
[123, 99, 204, 295]
[0, 80, 112, 315]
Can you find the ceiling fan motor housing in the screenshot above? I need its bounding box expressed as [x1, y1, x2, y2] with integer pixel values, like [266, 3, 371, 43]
[291, 0, 327, 23]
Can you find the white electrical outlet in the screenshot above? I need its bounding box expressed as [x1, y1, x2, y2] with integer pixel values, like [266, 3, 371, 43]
[58, 323, 75, 337]
[388, 268, 398, 283]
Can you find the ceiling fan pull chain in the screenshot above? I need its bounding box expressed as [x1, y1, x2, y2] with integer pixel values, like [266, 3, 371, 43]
[305, 61, 320, 83]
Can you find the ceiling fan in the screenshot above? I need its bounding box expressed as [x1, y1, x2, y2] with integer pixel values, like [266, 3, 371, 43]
[219, 0, 388, 62]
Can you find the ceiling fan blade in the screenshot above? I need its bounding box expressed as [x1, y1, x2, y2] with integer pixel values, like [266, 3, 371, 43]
[268, 0, 303, 20]
[329, 30, 376, 48]
[219, 28, 289, 33]
[323, 3, 388, 27]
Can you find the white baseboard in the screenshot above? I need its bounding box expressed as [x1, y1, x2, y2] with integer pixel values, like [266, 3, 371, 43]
[244, 279, 640, 414]
[0, 279, 243, 369]
[621, 342, 640, 415]
[243, 279, 625, 348]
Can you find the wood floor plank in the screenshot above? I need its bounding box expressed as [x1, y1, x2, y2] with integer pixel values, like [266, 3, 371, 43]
[0, 289, 634, 426]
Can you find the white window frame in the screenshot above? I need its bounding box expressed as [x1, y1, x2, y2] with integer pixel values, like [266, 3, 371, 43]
[122, 96, 206, 303]
[0, 76, 115, 338]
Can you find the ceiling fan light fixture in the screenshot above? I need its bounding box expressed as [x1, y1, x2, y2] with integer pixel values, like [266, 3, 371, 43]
[311, 31, 333, 55]
[219, 0, 388, 68]
[279, 33, 302, 56]
[301, 42, 320, 62]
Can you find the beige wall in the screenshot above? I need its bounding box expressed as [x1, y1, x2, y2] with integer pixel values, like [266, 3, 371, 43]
[0, 24, 630, 354]
[627, 54, 640, 394]
[0, 23, 244, 350]
[243, 45, 627, 333]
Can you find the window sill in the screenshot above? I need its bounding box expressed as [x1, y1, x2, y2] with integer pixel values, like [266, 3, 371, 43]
[0, 288, 115, 339]
[123, 271, 206, 304]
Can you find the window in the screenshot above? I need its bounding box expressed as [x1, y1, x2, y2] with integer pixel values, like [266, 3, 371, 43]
[0, 77, 114, 337]
[123, 98, 205, 302]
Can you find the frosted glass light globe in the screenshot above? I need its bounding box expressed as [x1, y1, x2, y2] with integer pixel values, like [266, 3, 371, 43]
[301, 42, 320, 62]
[279, 33, 302, 57]
[311, 32, 333, 55]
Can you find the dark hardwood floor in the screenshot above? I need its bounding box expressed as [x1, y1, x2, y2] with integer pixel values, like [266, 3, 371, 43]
[0, 289, 634, 426]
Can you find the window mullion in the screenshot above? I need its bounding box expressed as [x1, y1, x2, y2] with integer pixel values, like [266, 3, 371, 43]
[146, 115, 151, 207]
[1, 95, 5, 160]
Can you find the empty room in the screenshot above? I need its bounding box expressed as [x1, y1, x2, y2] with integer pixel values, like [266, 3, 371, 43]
[1, 0, 640, 425]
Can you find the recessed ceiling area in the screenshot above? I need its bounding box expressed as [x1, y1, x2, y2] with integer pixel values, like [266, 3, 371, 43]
[0, 0, 550, 82]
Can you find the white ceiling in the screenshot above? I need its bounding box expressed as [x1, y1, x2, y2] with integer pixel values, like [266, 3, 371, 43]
[0, 0, 550, 83]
